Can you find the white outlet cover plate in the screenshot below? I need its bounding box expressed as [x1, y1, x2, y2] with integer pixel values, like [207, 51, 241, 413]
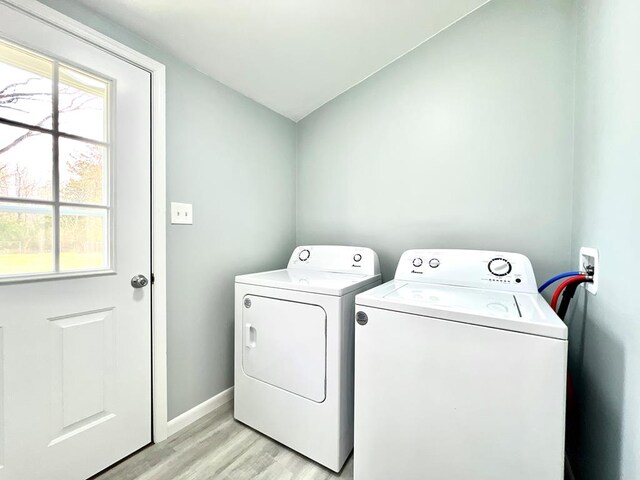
[171, 202, 193, 225]
[579, 247, 599, 295]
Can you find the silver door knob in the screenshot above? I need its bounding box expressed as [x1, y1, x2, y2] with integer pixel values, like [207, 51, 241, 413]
[131, 274, 149, 288]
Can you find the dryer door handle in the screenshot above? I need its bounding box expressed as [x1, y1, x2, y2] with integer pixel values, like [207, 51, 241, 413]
[245, 323, 257, 349]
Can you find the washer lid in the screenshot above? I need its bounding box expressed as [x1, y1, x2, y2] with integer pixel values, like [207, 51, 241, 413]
[356, 281, 567, 340]
[236, 269, 380, 296]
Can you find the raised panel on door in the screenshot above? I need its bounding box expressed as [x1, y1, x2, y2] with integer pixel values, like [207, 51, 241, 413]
[48, 309, 116, 445]
[242, 295, 327, 402]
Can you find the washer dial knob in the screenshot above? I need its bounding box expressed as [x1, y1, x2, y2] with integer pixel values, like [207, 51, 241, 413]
[298, 249, 311, 261]
[413, 258, 423, 268]
[488, 258, 512, 276]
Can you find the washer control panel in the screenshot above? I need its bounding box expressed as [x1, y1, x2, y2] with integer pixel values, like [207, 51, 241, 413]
[395, 249, 538, 293]
[288, 245, 380, 276]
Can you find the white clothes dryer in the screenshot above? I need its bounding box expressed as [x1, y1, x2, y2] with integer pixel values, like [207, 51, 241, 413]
[235, 245, 381, 472]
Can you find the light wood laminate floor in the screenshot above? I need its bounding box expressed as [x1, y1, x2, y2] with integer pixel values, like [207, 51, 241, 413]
[93, 401, 353, 480]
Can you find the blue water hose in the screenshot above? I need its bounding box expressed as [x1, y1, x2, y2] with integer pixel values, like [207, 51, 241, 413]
[538, 271, 584, 293]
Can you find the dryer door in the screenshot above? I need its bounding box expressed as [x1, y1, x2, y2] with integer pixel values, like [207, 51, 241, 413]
[242, 295, 327, 402]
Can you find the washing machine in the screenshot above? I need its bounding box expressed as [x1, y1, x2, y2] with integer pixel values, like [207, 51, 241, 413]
[234, 245, 381, 471]
[354, 249, 567, 480]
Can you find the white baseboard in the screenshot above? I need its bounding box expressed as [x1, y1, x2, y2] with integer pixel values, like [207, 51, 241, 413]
[167, 387, 234, 438]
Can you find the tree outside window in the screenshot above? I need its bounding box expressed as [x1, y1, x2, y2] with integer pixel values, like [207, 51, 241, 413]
[0, 38, 110, 277]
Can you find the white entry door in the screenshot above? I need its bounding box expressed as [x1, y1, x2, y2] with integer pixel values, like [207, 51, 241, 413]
[0, 3, 152, 479]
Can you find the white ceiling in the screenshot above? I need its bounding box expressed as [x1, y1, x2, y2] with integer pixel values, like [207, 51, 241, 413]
[72, 0, 490, 121]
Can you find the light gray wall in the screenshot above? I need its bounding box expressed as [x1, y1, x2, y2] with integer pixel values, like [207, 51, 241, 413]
[569, 0, 640, 478]
[38, 0, 297, 420]
[296, 0, 576, 282]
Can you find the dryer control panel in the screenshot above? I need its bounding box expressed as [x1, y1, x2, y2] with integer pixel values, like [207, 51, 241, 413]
[288, 245, 380, 276]
[395, 249, 538, 294]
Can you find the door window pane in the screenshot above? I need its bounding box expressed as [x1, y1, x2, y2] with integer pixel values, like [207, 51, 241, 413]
[58, 66, 108, 142]
[0, 39, 53, 128]
[0, 123, 53, 200]
[60, 207, 108, 271]
[0, 202, 53, 275]
[0, 39, 112, 280]
[59, 138, 108, 205]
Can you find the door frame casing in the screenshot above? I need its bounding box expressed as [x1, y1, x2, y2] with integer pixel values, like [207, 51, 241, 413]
[0, 0, 169, 442]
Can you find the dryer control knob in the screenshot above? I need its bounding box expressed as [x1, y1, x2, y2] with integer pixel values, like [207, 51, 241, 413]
[298, 249, 311, 261]
[353, 253, 362, 262]
[488, 258, 512, 277]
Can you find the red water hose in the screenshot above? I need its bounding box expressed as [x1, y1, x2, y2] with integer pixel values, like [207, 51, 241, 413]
[551, 276, 588, 311]
[549, 274, 592, 451]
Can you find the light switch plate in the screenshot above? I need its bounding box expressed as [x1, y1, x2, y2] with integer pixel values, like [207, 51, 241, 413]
[171, 202, 193, 225]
